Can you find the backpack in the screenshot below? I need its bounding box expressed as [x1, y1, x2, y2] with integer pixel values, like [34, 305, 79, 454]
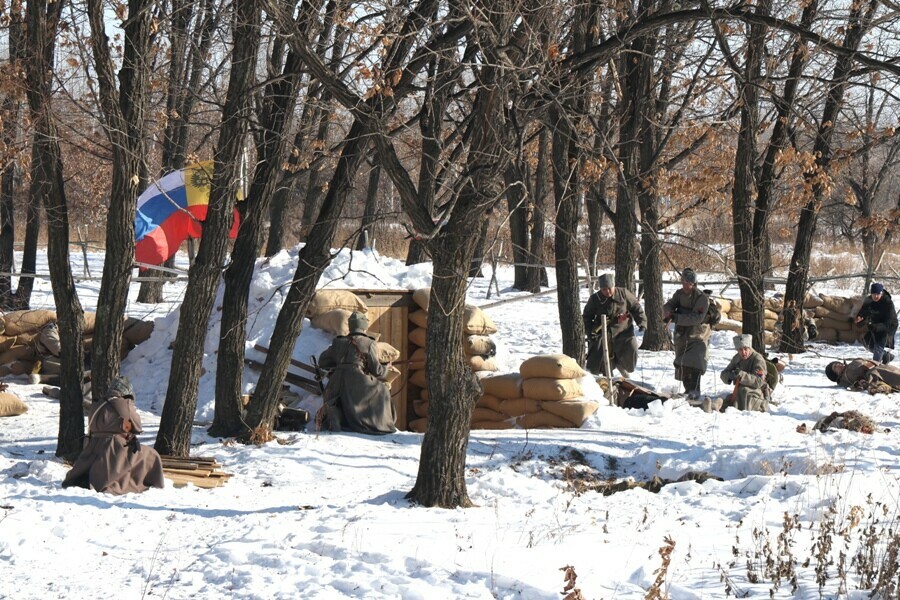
[765, 359, 780, 391]
[702, 290, 722, 326]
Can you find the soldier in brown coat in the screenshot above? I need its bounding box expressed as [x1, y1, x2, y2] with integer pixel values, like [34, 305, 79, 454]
[583, 273, 646, 378]
[720, 334, 769, 411]
[318, 312, 397, 435]
[663, 268, 711, 398]
[825, 359, 900, 394]
[62, 376, 165, 494]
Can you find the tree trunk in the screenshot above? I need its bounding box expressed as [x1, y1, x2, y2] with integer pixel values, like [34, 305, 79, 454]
[156, 0, 261, 456]
[506, 163, 529, 290]
[468, 217, 488, 278]
[524, 128, 550, 292]
[781, 0, 875, 353]
[550, 107, 586, 363]
[24, 0, 86, 461]
[356, 161, 380, 251]
[0, 3, 23, 303]
[243, 120, 370, 436]
[86, 0, 153, 399]
[210, 13, 305, 439]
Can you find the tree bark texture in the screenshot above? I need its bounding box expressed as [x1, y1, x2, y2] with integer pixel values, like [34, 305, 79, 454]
[356, 161, 381, 251]
[210, 14, 306, 439]
[156, 0, 261, 456]
[24, 0, 86, 461]
[86, 0, 153, 399]
[781, 0, 875, 353]
[0, 2, 23, 303]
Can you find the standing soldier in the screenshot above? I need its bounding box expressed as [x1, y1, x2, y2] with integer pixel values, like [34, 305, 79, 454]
[663, 268, 711, 398]
[854, 282, 898, 364]
[583, 273, 646, 379]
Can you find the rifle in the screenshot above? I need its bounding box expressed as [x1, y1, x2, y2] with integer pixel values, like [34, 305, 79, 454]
[311, 355, 328, 433]
[600, 315, 615, 405]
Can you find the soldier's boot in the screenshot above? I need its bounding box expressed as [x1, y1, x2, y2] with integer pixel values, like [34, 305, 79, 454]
[684, 370, 702, 399]
[883, 351, 894, 365]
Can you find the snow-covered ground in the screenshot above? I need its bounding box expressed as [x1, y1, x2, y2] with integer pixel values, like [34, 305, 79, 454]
[2, 247, 899, 599]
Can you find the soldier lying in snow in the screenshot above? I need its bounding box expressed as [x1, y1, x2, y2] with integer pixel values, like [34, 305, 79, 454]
[825, 359, 900, 395]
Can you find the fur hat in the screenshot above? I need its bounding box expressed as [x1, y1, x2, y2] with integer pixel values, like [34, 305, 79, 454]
[681, 268, 697, 284]
[733, 334, 753, 350]
[871, 282, 884, 295]
[598, 273, 615, 289]
[107, 376, 134, 400]
[348, 311, 369, 333]
[825, 361, 842, 382]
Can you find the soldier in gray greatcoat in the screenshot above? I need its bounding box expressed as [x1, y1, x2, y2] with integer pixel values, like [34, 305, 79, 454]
[825, 358, 900, 394]
[720, 334, 769, 411]
[663, 268, 711, 398]
[318, 312, 397, 435]
[583, 273, 646, 378]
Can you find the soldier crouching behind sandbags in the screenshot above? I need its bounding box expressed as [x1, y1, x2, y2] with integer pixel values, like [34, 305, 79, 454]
[62, 376, 165, 494]
[582, 273, 646, 379]
[317, 311, 397, 435]
[720, 334, 770, 412]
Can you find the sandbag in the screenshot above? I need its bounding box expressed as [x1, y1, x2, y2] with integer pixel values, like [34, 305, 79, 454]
[83, 311, 97, 334]
[0, 392, 28, 417]
[0, 336, 15, 353]
[412, 287, 431, 310]
[764, 309, 779, 321]
[838, 330, 862, 344]
[420, 388, 429, 401]
[463, 305, 498, 335]
[764, 298, 784, 313]
[469, 355, 498, 372]
[409, 369, 427, 388]
[309, 309, 352, 336]
[476, 394, 504, 412]
[816, 317, 853, 332]
[375, 342, 401, 363]
[803, 292, 824, 309]
[821, 295, 854, 315]
[480, 373, 523, 399]
[522, 377, 582, 401]
[519, 354, 585, 380]
[716, 298, 732, 315]
[3, 310, 56, 336]
[764, 318, 777, 331]
[541, 400, 599, 426]
[409, 327, 427, 348]
[409, 417, 428, 433]
[41, 356, 61, 375]
[813, 306, 851, 321]
[471, 407, 508, 422]
[408, 347, 426, 370]
[517, 411, 576, 429]
[0, 344, 38, 365]
[815, 327, 838, 342]
[498, 397, 542, 417]
[413, 399, 429, 418]
[307, 290, 367, 317]
[464, 335, 496, 357]
[122, 317, 153, 346]
[715, 319, 743, 334]
[471, 420, 515, 430]
[408, 309, 427, 329]
[38, 322, 61, 356]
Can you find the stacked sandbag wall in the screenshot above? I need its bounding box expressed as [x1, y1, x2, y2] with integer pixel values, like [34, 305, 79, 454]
[406, 287, 501, 430]
[0, 310, 153, 378]
[409, 355, 600, 433]
[712, 292, 865, 345]
[305, 289, 369, 336]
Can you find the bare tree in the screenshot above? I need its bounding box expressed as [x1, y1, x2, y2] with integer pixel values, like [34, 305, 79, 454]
[86, 0, 155, 399]
[24, 0, 86, 461]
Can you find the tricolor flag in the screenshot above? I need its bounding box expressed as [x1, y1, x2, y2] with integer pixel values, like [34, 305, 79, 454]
[134, 161, 241, 266]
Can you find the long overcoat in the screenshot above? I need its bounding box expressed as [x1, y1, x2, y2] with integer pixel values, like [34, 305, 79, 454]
[319, 333, 397, 435]
[720, 349, 769, 411]
[663, 287, 711, 376]
[583, 287, 646, 374]
[62, 394, 165, 494]
[838, 359, 900, 391]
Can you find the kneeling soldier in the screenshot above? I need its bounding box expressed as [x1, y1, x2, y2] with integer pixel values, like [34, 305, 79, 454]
[720, 334, 769, 412]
